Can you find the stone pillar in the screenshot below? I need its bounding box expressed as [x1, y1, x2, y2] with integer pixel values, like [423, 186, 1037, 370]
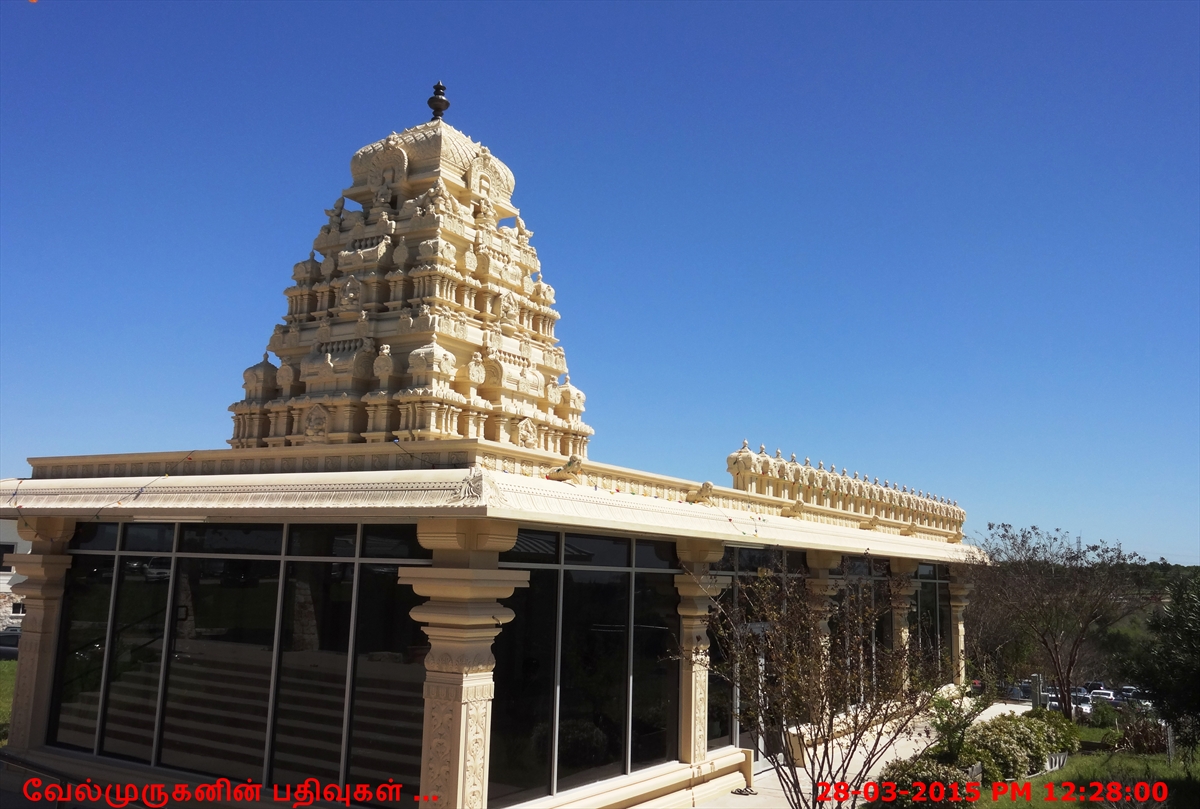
[805, 550, 842, 637]
[674, 538, 730, 764]
[7, 516, 75, 752]
[397, 518, 528, 809]
[948, 565, 973, 687]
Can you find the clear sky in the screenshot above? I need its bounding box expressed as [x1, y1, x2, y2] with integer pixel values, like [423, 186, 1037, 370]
[1, 1, 1197, 563]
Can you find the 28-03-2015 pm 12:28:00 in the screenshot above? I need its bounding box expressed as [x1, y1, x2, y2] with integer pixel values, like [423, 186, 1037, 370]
[815, 780, 1170, 802]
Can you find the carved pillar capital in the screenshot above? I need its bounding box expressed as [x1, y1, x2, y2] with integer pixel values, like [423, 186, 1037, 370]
[15, 515, 76, 554]
[417, 517, 519, 569]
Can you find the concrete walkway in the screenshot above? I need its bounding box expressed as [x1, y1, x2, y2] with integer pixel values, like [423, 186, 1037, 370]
[698, 701, 1027, 808]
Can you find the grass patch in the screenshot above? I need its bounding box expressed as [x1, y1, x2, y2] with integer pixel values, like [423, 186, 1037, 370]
[1076, 725, 1112, 744]
[0, 658, 16, 747]
[968, 752, 1198, 808]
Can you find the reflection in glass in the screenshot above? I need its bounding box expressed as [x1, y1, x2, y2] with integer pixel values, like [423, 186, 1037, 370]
[122, 523, 174, 553]
[179, 524, 283, 555]
[159, 558, 280, 779]
[270, 562, 354, 784]
[361, 524, 429, 560]
[631, 573, 678, 768]
[287, 524, 356, 557]
[707, 625, 732, 750]
[500, 530, 558, 565]
[563, 535, 629, 567]
[346, 565, 426, 804]
[634, 540, 676, 570]
[490, 570, 557, 806]
[100, 557, 172, 761]
[70, 523, 118, 551]
[557, 570, 628, 789]
[737, 547, 781, 574]
[49, 556, 114, 749]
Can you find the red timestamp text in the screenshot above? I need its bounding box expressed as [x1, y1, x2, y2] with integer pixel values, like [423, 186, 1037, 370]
[816, 780, 1169, 802]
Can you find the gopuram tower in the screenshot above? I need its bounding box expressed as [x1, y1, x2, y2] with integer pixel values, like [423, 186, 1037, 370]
[229, 85, 593, 459]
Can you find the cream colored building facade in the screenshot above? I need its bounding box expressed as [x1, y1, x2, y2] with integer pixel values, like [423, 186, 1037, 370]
[1, 90, 972, 809]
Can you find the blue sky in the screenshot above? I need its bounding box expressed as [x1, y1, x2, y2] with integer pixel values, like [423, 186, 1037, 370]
[1, 1, 1197, 563]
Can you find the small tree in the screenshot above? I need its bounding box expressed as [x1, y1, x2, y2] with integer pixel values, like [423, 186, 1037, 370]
[1125, 572, 1200, 766]
[709, 560, 942, 809]
[971, 524, 1155, 722]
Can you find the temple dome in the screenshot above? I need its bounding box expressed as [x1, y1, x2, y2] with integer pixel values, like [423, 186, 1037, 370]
[348, 119, 515, 209]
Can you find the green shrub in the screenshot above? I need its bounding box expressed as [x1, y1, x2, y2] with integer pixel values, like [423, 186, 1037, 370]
[878, 756, 970, 807]
[965, 717, 1030, 780]
[1026, 707, 1081, 754]
[1090, 699, 1118, 728]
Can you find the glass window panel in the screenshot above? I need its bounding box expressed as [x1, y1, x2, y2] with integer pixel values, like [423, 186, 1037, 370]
[69, 523, 118, 551]
[100, 556, 172, 762]
[159, 558, 280, 779]
[874, 580, 894, 650]
[49, 556, 114, 749]
[707, 625, 732, 750]
[872, 558, 891, 577]
[736, 547, 781, 575]
[490, 569, 558, 807]
[937, 564, 950, 581]
[287, 524, 356, 557]
[916, 581, 939, 658]
[361, 524, 429, 560]
[500, 530, 559, 565]
[786, 551, 807, 575]
[917, 563, 936, 580]
[270, 562, 354, 784]
[557, 570, 628, 790]
[634, 540, 676, 570]
[121, 523, 174, 553]
[179, 524, 282, 555]
[631, 573, 679, 768]
[563, 534, 629, 567]
[938, 582, 951, 663]
[845, 556, 870, 577]
[347, 564, 426, 804]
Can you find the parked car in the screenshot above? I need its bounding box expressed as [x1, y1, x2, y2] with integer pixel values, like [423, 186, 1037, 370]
[144, 557, 172, 582]
[1090, 689, 1115, 704]
[1072, 694, 1093, 716]
[1120, 685, 1141, 699]
[1084, 681, 1106, 693]
[0, 627, 21, 660]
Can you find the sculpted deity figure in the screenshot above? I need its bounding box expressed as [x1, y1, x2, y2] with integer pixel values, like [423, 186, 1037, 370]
[305, 405, 329, 439]
[517, 417, 538, 449]
[323, 197, 345, 233]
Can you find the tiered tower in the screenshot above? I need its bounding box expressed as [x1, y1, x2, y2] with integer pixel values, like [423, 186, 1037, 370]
[229, 86, 593, 457]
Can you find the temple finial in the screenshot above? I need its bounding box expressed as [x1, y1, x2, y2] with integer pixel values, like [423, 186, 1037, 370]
[428, 82, 449, 121]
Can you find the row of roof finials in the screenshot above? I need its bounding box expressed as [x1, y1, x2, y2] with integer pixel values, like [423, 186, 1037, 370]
[726, 440, 962, 515]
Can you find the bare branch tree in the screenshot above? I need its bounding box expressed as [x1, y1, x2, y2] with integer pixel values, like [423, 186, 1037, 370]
[708, 559, 943, 809]
[970, 524, 1156, 721]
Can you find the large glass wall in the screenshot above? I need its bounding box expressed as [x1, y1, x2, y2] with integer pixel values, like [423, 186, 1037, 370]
[911, 563, 952, 674]
[50, 521, 430, 797]
[489, 531, 680, 805]
[48, 552, 115, 750]
[707, 548, 952, 756]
